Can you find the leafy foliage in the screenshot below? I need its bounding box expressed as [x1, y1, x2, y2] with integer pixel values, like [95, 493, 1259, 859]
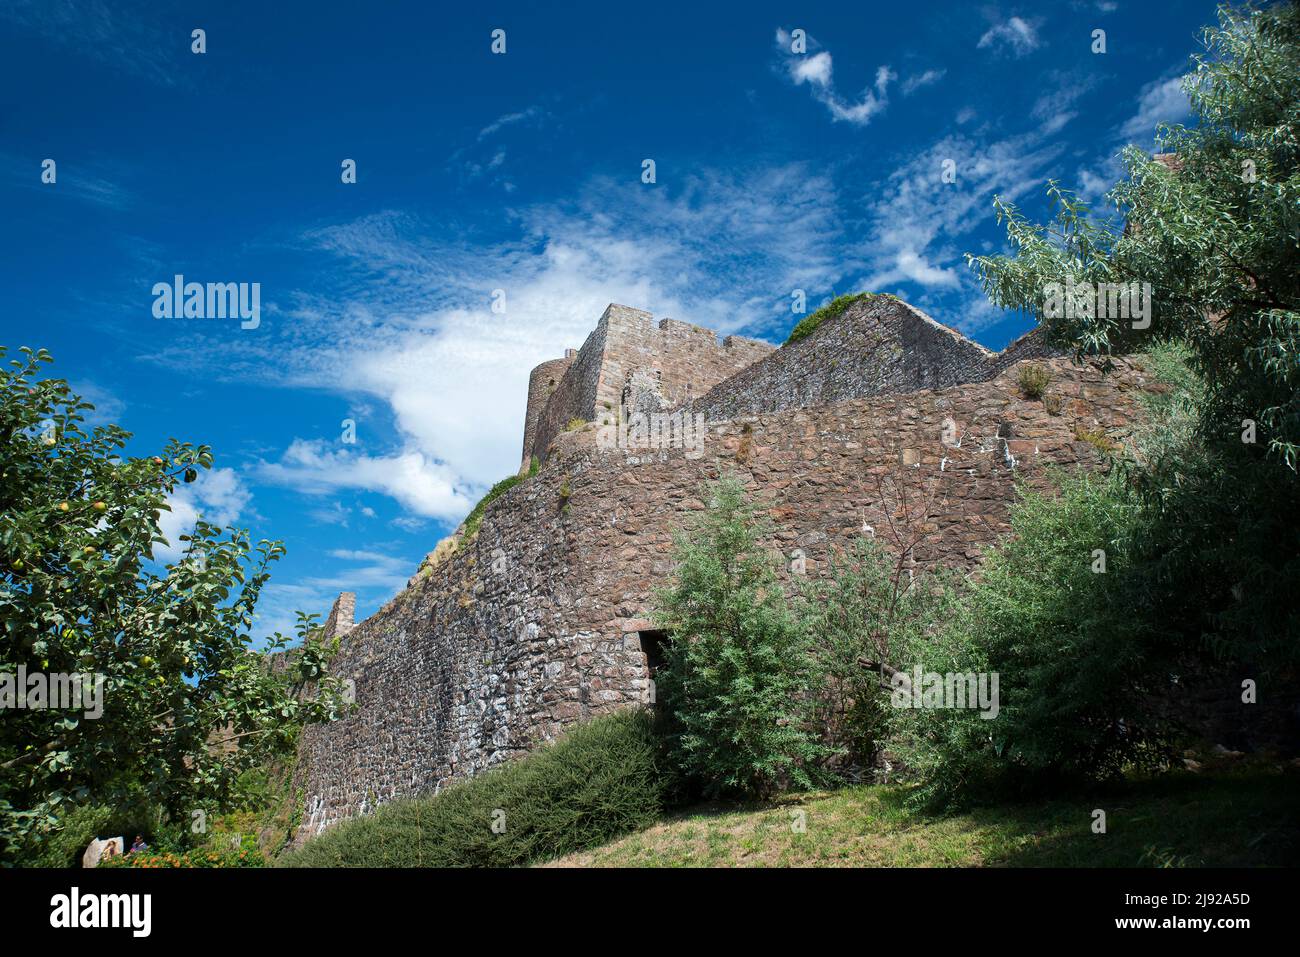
[654, 478, 831, 798]
[799, 536, 961, 771]
[281, 709, 663, 867]
[949, 2, 1300, 757]
[967, 3, 1300, 472]
[0, 347, 346, 863]
[891, 471, 1173, 809]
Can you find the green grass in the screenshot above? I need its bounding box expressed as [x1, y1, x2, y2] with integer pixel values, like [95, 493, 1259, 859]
[545, 762, 1299, 868]
[458, 458, 539, 543]
[462, 475, 522, 541]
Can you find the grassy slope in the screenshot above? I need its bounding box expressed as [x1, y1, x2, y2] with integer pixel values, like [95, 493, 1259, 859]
[545, 764, 1299, 868]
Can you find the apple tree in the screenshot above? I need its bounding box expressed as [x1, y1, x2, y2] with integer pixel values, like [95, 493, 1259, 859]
[0, 346, 347, 862]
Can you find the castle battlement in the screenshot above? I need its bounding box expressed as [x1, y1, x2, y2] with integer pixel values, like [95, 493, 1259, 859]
[522, 296, 1059, 467]
[521, 303, 774, 468]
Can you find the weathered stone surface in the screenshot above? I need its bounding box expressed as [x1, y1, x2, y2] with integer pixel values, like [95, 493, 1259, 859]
[291, 296, 1151, 844]
[686, 295, 1058, 421]
[524, 303, 774, 468]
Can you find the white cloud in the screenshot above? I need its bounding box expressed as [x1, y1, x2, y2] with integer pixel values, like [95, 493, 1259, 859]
[305, 549, 410, 593]
[1074, 67, 1194, 202]
[251, 548, 413, 644]
[256, 439, 471, 521]
[0, 152, 134, 211]
[774, 28, 894, 126]
[67, 380, 125, 426]
[1030, 70, 1102, 135]
[253, 581, 330, 646]
[791, 51, 833, 87]
[477, 107, 543, 141]
[1119, 75, 1190, 143]
[855, 130, 1067, 334]
[145, 163, 848, 524]
[309, 501, 352, 527]
[892, 249, 961, 288]
[1076, 164, 1116, 203]
[0, 0, 180, 85]
[901, 69, 945, 96]
[977, 17, 1041, 58]
[154, 467, 253, 562]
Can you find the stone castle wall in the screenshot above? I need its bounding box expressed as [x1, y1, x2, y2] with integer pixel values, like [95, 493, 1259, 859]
[524, 304, 773, 467]
[293, 345, 1150, 843]
[686, 295, 1058, 423]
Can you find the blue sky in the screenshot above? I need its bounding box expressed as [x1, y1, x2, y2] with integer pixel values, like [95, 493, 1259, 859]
[0, 0, 1215, 639]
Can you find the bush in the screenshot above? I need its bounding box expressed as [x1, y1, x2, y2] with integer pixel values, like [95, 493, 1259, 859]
[22, 794, 196, 867]
[101, 847, 264, 868]
[280, 710, 664, 867]
[893, 471, 1171, 809]
[799, 537, 962, 773]
[654, 478, 831, 798]
[25, 803, 113, 868]
[1016, 363, 1050, 399]
[784, 293, 870, 345]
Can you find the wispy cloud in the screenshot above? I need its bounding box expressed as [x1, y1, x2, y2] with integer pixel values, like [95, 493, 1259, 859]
[142, 163, 848, 517]
[977, 16, 1042, 58]
[774, 28, 895, 126]
[855, 130, 1067, 333]
[477, 107, 545, 141]
[67, 380, 126, 426]
[252, 548, 411, 643]
[1119, 75, 1191, 142]
[0, 153, 135, 211]
[1076, 67, 1193, 202]
[1031, 69, 1105, 135]
[0, 0, 181, 85]
[902, 69, 946, 96]
[305, 549, 410, 593]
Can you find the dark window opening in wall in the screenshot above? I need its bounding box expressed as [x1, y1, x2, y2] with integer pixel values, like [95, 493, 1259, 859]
[638, 630, 670, 677]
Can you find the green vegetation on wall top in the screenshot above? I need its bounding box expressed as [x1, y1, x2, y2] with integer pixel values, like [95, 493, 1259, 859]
[785, 293, 895, 346]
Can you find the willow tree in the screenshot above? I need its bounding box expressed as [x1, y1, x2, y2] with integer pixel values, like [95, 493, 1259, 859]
[966, 2, 1300, 665]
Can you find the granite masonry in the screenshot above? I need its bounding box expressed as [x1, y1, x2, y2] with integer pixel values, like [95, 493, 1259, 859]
[291, 296, 1156, 844]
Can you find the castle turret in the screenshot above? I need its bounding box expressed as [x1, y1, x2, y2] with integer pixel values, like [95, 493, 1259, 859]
[521, 352, 577, 471]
